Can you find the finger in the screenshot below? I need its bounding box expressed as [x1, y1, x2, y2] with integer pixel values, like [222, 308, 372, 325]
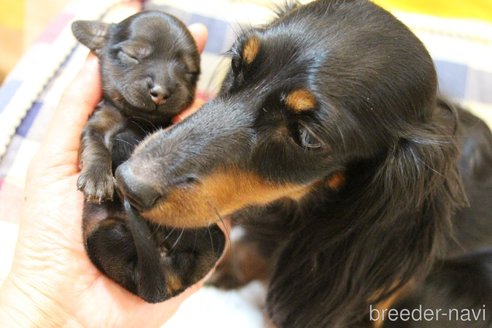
[172, 98, 205, 124]
[188, 23, 208, 54]
[43, 54, 102, 154]
[170, 24, 208, 123]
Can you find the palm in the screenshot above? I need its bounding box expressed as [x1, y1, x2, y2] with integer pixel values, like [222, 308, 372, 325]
[4, 24, 211, 327]
[16, 159, 183, 327]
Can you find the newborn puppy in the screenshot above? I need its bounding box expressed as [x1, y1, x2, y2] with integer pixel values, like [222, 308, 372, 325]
[72, 11, 199, 203]
[72, 11, 225, 303]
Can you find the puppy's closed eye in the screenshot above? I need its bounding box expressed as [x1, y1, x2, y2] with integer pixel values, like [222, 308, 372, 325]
[113, 40, 151, 64]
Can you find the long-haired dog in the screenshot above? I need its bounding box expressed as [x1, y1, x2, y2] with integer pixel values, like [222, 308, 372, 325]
[97, 0, 491, 326]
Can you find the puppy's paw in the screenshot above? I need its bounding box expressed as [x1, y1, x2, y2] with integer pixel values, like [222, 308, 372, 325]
[77, 166, 115, 203]
[84, 215, 226, 303]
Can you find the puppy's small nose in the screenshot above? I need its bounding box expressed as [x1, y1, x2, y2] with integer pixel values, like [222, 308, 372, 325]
[115, 163, 161, 212]
[149, 85, 170, 105]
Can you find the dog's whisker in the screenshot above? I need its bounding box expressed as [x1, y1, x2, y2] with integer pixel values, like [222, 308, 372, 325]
[162, 226, 176, 242]
[208, 200, 231, 258]
[169, 228, 185, 253]
[206, 224, 216, 258]
[135, 116, 159, 131]
[130, 119, 147, 135]
[112, 137, 136, 147]
[149, 223, 162, 239]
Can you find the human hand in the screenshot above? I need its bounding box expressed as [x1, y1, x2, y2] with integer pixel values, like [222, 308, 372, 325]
[0, 23, 225, 328]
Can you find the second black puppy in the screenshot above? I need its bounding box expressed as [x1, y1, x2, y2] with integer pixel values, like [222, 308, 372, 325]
[72, 11, 225, 303]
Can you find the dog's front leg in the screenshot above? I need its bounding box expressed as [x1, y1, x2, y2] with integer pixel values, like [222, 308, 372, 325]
[77, 102, 125, 203]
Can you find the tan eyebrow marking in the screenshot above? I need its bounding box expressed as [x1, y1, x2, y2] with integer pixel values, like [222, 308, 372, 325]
[326, 171, 345, 190]
[242, 36, 260, 64]
[285, 89, 317, 112]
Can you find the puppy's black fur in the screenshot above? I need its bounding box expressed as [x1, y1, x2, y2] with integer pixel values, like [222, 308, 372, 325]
[72, 11, 225, 303]
[72, 11, 199, 203]
[111, 1, 490, 326]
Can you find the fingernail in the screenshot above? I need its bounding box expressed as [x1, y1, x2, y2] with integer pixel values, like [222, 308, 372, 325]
[188, 23, 208, 37]
[81, 55, 99, 75]
[88, 53, 98, 63]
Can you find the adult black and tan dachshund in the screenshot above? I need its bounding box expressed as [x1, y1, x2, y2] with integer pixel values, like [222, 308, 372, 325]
[81, 1, 492, 327]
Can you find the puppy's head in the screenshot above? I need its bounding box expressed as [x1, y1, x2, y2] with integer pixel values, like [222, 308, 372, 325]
[115, 1, 440, 228]
[72, 11, 199, 121]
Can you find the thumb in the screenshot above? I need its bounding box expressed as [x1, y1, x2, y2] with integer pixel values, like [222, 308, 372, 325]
[43, 55, 102, 155]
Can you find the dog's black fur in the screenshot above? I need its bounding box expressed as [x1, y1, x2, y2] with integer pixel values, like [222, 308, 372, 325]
[72, 11, 225, 303]
[384, 249, 492, 328]
[89, 1, 490, 326]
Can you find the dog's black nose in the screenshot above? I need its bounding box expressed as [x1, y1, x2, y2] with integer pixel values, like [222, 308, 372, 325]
[149, 85, 170, 105]
[115, 163, 161, 212]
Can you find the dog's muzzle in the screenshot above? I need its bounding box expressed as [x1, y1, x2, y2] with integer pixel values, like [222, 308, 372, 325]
[115, 162, 162, 211]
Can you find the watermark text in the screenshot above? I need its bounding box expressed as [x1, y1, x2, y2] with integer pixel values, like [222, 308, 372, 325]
[369, 304, 487, 323]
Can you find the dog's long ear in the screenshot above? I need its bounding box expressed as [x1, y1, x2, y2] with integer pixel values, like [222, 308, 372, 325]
[71, 20, 111, 54]
[266, 106, 467, 327]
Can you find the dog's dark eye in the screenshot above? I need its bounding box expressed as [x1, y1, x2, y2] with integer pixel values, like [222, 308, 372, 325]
[295, 124, 322, 150]
[118, 51, 139, 65]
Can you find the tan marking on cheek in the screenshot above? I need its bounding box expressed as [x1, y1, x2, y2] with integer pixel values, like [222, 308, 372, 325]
[285, 89, 317, 113]
[242, 36, 260, 64]
[142, 169, 311, 228]
[327, 172, 345, 190]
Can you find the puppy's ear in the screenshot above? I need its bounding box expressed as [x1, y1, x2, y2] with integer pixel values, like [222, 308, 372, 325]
[71, 20, 111, 54]
[266, 107, 467, 327]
